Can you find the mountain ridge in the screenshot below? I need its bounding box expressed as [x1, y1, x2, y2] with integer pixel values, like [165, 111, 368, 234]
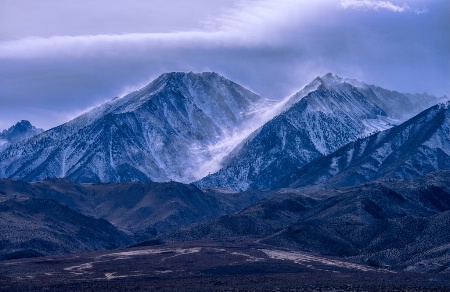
[0, 72, 447, 187]
[0, 72, 278, 183]
[281, 101, 450, 189]
[168, 170, 450, 272]
[196, 73, 447, 191]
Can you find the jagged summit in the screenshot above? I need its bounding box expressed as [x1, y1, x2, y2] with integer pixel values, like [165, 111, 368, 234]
[317, 72, 344, 84]
[130, 72, 225, 95]
[14, 120, 32, 127]
[1, 120, 39, 136]
[283, 73, 369, 110]
[78, 71, 266, 126]
[316, 73, 373, 92]
[286, 72, 447, 120]
[0, 120, 43, 150]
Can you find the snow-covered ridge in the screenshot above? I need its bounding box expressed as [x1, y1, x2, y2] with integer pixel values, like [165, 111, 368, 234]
[1, 72, 447, 185]
[286, 100, 450, 189]
[0, 72, 281, 183]
[196, 73, 448, 191]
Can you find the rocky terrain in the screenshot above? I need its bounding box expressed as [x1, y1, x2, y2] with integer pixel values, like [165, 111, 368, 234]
[0, 177, 277, 254]
[170, 170, 450, 272]
[0, 196, 132, 261]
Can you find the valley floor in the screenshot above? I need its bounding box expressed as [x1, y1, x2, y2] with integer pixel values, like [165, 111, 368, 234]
[1, 239, 449, 291]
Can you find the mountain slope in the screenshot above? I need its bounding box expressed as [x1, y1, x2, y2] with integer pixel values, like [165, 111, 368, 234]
[0, 72, 277, 183]
[0, 120, 43, 151]
[169, 170, 450, 272]
[0, 196, 132, 260]
[0, 178, 272, 242]
[284, 101, 450, 189]
[197, 73, 446, 191]
[86, 181, 225, 241]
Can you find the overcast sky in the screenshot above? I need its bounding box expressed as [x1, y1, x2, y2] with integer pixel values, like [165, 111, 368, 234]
[0, 0, 449, 130]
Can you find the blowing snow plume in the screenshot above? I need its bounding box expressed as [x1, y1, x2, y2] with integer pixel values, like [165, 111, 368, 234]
[0, 72, 281, 183]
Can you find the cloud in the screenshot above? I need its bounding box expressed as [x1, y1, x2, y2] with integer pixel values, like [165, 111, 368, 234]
[0, 0, 448, 130]
[0, 0, 310, 59]
[0, 0, 233, 41]
[340, 0, 411, 12]
[0, 32, 223, 58]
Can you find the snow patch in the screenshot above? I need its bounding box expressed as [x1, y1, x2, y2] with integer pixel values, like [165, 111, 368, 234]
[64, 262, 94, 273]
[261, 249, 382, 272]
[230, 251, 265, 262]
[100, 247, 202, 259]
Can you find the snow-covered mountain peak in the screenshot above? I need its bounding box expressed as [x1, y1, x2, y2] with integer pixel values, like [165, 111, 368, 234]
[0, 120, 43, 151]
[316, 73, 369, 92]
[0, 120, 43, 142]
[318, 72, 343, 85]
[283, 73, 373, 113]
[2, 72, 447, 187]
[282, 76, 323, 110]
[0, 72, 279, 183]
[197, 73, 447, 191]
[103, 71, 268, 116]
[64, 71, 271, 133]
[286, 73, 447, 125]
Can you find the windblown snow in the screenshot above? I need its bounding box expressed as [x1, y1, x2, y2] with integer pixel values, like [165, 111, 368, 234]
[0, 72, 280, 183]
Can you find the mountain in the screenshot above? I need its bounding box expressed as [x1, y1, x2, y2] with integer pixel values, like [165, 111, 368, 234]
[283, 101, 450, 189]
[0, 196, 132, 260]
[0, 178, 273, 242]
[0, 72, 278, 183]
[0, 120, 43, 151]
[83, 181, 225, 241]
[196, 73, 447, 191]
[1, 72, 444, 186]
[168, 170, 450, 272]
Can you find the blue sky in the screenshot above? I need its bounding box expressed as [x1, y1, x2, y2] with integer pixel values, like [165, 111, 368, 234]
[0, 0, 448, 130]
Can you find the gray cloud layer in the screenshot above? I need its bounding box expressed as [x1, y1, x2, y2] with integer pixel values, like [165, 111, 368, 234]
[0, 0, 449, 130]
